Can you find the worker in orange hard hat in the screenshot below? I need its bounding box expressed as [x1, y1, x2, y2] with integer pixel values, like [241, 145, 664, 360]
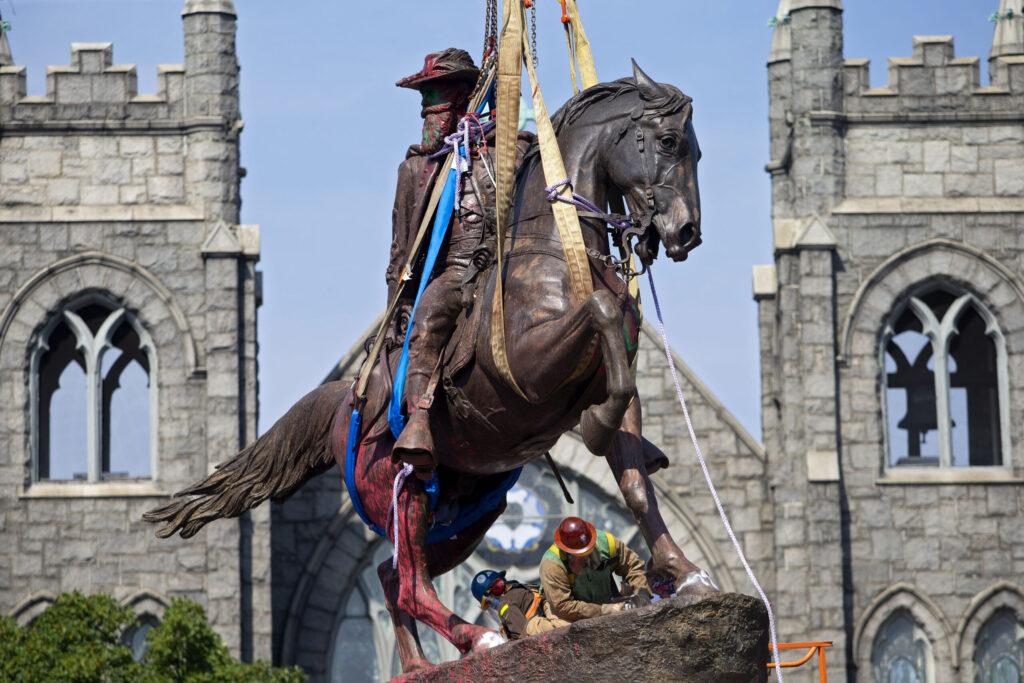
[538, 516, 653, 623]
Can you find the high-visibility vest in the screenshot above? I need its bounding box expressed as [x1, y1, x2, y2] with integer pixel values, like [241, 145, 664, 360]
[541, 531, 619, 605]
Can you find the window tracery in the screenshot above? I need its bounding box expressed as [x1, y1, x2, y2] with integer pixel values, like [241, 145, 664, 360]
[871, 610, 933, 683]
[31, 295, 157, 483]
[883, 285, 1008, 470]
[973, 609, 1024, 683]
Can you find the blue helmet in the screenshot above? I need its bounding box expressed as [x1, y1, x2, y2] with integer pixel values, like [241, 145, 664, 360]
[471, 569, 506, 602]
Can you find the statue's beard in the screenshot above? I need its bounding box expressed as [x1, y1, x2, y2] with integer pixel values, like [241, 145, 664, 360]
[421, 106, 458, 154]
[420, 89, 468, 154]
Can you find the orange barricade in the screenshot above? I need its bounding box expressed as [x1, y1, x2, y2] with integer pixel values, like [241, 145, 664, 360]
[766, 641, 833, 682]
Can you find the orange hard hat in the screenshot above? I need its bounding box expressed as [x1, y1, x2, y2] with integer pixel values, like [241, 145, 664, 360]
[554, 517, 596, 556]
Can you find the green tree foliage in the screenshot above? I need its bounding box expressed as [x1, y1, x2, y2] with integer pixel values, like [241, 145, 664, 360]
[0, 592, 305, 683]
[142, 598, 305, 683]
[0, 592, 141, 682]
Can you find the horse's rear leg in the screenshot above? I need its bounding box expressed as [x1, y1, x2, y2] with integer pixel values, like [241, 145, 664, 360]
[377, 560, 430, 673]
[390, 478, 502, 669]
[608, 395, 719, 602]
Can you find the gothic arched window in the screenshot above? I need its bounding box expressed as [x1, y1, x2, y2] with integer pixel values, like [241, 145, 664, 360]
[882, 286, 1008, 470]
[31, 295, 157, 483]
[871, 610, 934, 683]
[121, 614, 160, 661]
[973, 609, 1024, 683]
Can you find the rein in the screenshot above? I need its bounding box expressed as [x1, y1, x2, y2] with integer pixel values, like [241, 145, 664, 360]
[537, 94, 665, 281]
[541, 176, 652, 280]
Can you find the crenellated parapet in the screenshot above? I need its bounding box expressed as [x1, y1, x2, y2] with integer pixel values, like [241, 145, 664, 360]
[0, 43, 184, 124]
[843, 36, 1024, 117]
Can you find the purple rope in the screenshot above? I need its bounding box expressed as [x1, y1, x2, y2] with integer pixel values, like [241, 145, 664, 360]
[645, 267, 784, 682]
[428, 117, 496, 159]
[545, 179, 632, 230]
[430, 115, 496, 206]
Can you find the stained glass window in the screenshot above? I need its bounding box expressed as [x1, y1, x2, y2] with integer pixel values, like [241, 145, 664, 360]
[974, 609, 1024, 683]
[328, 458, 649, 680]
[872, 611, 931, 683]
[121, 614, 159, 662]
[329, 588, 380, 683]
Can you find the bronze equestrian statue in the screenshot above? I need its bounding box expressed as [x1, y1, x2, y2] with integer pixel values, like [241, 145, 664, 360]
[145, 58, 712, 674]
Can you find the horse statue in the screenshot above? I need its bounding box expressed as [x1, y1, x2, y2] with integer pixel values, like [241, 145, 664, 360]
[145, 62, 712, 673]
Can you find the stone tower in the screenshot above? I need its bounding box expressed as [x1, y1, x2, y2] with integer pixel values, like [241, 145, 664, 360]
[758, 1, 1024, 680]
[0, 0, 269, 660]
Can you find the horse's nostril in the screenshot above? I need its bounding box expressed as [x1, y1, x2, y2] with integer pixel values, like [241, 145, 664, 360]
[679, 222, 696, 244]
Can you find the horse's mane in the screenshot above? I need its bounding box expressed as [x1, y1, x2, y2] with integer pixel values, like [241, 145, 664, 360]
[521, 77, 692, 166]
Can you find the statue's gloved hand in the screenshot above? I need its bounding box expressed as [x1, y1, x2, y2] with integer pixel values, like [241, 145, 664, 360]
[622, 589, 652, 611]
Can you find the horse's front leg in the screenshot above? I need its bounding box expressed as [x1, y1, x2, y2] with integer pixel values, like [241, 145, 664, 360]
[512, 288, 635, 455]
[607, 394, 719, 602]
[391, 477, 501, 666]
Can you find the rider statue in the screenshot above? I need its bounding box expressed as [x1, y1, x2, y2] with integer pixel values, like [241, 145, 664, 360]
[387, 48, 530, 480]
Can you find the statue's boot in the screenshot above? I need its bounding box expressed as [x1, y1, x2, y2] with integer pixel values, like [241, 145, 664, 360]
[392, 371, 437, 481]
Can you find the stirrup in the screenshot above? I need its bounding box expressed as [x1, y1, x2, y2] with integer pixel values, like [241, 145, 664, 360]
[393, 409, 437, 474]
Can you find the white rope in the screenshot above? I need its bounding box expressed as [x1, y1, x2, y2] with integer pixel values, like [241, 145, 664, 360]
[388, 463, 416, 569]
[646, 267, 784, 682]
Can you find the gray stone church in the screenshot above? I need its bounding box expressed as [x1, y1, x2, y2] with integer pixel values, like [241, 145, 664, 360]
[0, 1, 1021, 681]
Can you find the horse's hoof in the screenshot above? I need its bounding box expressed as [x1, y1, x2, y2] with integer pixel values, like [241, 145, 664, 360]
[472, 630, 506, 652]
[580, 408, 616, 455]
[673, 569, 720, 607]
[398, 657, 432, 674]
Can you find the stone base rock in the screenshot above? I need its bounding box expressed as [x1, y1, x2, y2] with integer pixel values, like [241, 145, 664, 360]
[394, 592, 769, 682]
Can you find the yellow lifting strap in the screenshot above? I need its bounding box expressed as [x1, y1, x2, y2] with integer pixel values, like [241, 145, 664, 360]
[559, 0, 641, 314]
[490, 0, 595, 400]
[490, 0, 528, 400]
[559, 0, 642, 352]
[521, 15, 592, 304]
[561, 0, 598, 94]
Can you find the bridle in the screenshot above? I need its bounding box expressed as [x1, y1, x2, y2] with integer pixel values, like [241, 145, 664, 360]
[542, 96, 690, 279]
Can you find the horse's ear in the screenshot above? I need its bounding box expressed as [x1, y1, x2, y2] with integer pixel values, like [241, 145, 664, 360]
[631, 59, 666, 102]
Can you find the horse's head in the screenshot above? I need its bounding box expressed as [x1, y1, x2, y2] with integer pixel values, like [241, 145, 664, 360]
[606, 62, 702, 264]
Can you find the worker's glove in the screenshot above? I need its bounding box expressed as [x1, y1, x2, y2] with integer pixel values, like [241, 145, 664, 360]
[600, 602, 624, 615]
[622, 589, 652, 611]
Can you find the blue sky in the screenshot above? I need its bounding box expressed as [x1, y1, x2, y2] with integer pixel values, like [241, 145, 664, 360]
[8, 1, 1000, 441]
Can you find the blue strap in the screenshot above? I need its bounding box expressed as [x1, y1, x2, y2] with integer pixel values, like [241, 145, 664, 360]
[343, 408, 386, 536]
[343, 407, 523, 545]
[388, 166, 458, 439]
[425, 467, 522, 544]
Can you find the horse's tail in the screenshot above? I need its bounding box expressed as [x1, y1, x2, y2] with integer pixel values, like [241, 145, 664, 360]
[143, 380, 351, 539]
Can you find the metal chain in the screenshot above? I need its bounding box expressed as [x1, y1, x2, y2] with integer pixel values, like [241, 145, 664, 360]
[482, 0, 497, 60]
[491, 0, 498, 45]
[530, 2, 538, 66]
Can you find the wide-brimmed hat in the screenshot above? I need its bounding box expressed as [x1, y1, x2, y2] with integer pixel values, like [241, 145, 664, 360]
[396, 48, 479, 90]
[553, 517, 597, 556]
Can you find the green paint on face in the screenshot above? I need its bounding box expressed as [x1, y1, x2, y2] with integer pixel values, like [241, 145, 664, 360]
[420, 87, 445, 107]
